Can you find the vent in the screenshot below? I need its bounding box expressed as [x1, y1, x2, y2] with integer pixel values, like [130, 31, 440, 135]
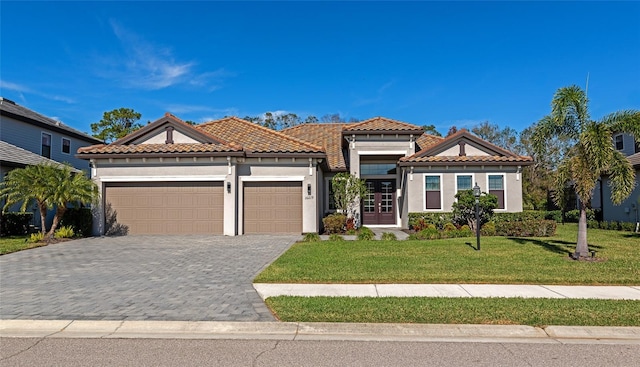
[0, 97, 16, 104]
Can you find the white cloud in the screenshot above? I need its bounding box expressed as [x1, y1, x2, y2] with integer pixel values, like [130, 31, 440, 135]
[105, 21, 232, 91]
[0, 80, 75, 104]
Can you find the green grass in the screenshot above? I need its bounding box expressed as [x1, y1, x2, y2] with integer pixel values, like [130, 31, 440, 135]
[0, 236, 44, 255]
[255, 224, 640, 285]
[266, 296, 640, 326]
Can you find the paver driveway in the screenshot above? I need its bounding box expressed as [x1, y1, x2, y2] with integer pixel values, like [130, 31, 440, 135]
[0, 235, 298, 321]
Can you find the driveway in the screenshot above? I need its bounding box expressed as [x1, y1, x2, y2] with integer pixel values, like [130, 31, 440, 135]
[0, 235, 298, 321]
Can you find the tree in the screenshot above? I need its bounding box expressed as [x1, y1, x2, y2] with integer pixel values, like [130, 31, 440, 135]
[0, 163, 99, 238]
[446, 126, 458, 137]
[331, 173, 368, 225]
[303, 115, 319, 124]
[532, 85, 640, 258]
[91, 108, 142, 143]
[421, 124, 442, 137]
[452, 190, 498, 232]
[471, 121, 518, 152]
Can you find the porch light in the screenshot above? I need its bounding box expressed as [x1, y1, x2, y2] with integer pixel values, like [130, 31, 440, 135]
[227, 182, 231, 193]
[307, 183, 312, 196]
[473, 183, 481, 251]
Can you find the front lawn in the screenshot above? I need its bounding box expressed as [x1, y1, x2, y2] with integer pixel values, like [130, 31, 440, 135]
[255, 224, 640, 285]
[267, 297, 640, 326]
[0, 236, 44, 255]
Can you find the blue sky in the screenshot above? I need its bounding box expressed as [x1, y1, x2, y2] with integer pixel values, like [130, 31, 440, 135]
[2, 1, 639, 136]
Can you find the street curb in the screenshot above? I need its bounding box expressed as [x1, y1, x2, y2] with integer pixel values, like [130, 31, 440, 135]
[1, 320, 639, 343]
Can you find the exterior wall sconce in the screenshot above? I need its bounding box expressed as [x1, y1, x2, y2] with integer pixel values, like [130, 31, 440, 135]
[307, 183, 312, 196]
[226, 182, 231, 193]
[516, 165, 522, 181]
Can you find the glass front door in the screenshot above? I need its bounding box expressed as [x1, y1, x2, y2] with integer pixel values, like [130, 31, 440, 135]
[362, 179, 396, 225]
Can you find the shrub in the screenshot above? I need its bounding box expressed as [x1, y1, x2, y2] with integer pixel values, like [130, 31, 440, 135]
[1, 212, 34, 236]
[328, 233, 345, 241]
[621, 222, 635, 232]
[408, 213, 454, 230]
[452, 190, 497, 231]
[545, 210, 563, 223]
[29, 232, 45, 243]
[442, 222, 457, 232]
[60, 208, 93, 237]
[454, 227, 474, 238]
[54, 226, 75, 238]
[323, 213, 346, 234]
[381, 232, 397, 241]
[493, 211, 546, 223]
[494, 220, 556, 237]
[408, 228, 440, 240]
[357, 226, 375, 241]
[345, 217, 356, 231]
[564, 209, 596, 223]
[480, 222, 496, 236]
[302, 232, 321, 242]
[412, 218, 430, 232]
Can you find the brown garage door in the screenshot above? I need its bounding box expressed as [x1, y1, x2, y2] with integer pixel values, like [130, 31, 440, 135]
[104, 182, 224, 235]
[243, 182, 302, 234]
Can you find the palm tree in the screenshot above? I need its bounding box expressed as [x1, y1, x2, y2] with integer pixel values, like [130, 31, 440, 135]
[0, 163, 98, 238]
[533, 85, 640, 258]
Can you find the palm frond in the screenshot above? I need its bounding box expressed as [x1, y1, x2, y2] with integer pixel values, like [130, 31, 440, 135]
[607, 151, 636, 205]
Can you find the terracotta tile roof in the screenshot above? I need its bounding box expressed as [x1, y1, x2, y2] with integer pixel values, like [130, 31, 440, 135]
[282, 123, 348, 170]
[343, 116, 424, 133]
[416, 133, 444, 151]
[77, 143, 241, 155]
[197, 117, 324, 155]
[400, 155, 534, 164]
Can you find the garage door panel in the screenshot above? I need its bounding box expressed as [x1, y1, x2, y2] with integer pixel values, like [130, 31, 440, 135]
[105, 182, 223, 235]
[243, 182, 302, 234]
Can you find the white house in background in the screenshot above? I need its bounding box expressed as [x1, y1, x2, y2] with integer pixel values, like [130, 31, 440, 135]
[77, 113, 533, 236]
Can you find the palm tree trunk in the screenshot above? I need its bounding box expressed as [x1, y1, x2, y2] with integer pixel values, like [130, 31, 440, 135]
[38, 202, 47, 234]
[46, 206, 66, 239]
[574, 201, 589, 258]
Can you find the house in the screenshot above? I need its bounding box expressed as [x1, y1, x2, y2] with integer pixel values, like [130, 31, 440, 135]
[77, 114, 533, 235]
[1, 97, 102, 227]
[591, 133, 640, 224]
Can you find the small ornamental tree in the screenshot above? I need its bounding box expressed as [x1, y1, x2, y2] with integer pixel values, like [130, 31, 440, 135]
[331, 173, 368, 225]
[452, 190, 498, 232]
[0, 163, 98, 238]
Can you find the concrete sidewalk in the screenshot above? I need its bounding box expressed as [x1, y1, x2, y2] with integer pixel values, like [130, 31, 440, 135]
[253, 283, 640, 300]
[2, 320, 639, 344]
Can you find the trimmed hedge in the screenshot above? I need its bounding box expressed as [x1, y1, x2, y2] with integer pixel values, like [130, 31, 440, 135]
[0, 212, 33, 236]
[60, 208, 93, 237]
[494, 220, 557, 237]
[408, 213, 454, 230]
[322, 213, 346, 234]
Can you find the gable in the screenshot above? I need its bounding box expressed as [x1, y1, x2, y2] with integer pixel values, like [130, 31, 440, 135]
[114, 113, 224, 146]
[131, 124, 202, 144]
[434, 138, 493, 157]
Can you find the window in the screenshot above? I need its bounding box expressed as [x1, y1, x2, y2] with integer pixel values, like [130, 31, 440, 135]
[360, 163, 396, 175]
[456, 174, 473, 192]
[614, 134, 624, 151]
[425, 175, 441, 210]
[41, 133, 52, 158]
[62, 138, 71, 154]
[488, 174, 505, 209]
[635, 139, 640, 153]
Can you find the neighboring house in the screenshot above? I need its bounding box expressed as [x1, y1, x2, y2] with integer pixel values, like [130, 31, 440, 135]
[77, 114, 533, 236]
[1, 97, 102, 227]
[591, 133, 640, 224]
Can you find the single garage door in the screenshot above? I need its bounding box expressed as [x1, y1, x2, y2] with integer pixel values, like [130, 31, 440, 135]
[104, 182, 224, 235]
[243, 182, 302, 234]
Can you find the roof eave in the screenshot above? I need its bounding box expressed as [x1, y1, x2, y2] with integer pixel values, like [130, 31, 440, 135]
[76, 151, 244, 160]
[398, 160, 534, 167]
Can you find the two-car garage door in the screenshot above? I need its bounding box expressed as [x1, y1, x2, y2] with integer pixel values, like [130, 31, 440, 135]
[104, 181, 303, 235]
[104, 182, 224, 235]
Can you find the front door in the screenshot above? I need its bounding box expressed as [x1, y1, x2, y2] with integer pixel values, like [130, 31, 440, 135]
[362, 179, 396, 225]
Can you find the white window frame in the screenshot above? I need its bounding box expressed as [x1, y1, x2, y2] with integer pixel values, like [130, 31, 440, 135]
[61, 137, 71, 155]
[423, 173, 443, 211]
[455, 173, 475, 193]
[486, 173, 507, 211]
[41, 132, 52, 158]
[614, 134, 624, 151]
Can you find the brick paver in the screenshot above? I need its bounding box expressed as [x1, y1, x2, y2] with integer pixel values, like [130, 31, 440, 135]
[0, 235, 298, 321]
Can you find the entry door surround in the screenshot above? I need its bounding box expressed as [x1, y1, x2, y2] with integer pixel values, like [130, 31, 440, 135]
[362, 179, 396, 225]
